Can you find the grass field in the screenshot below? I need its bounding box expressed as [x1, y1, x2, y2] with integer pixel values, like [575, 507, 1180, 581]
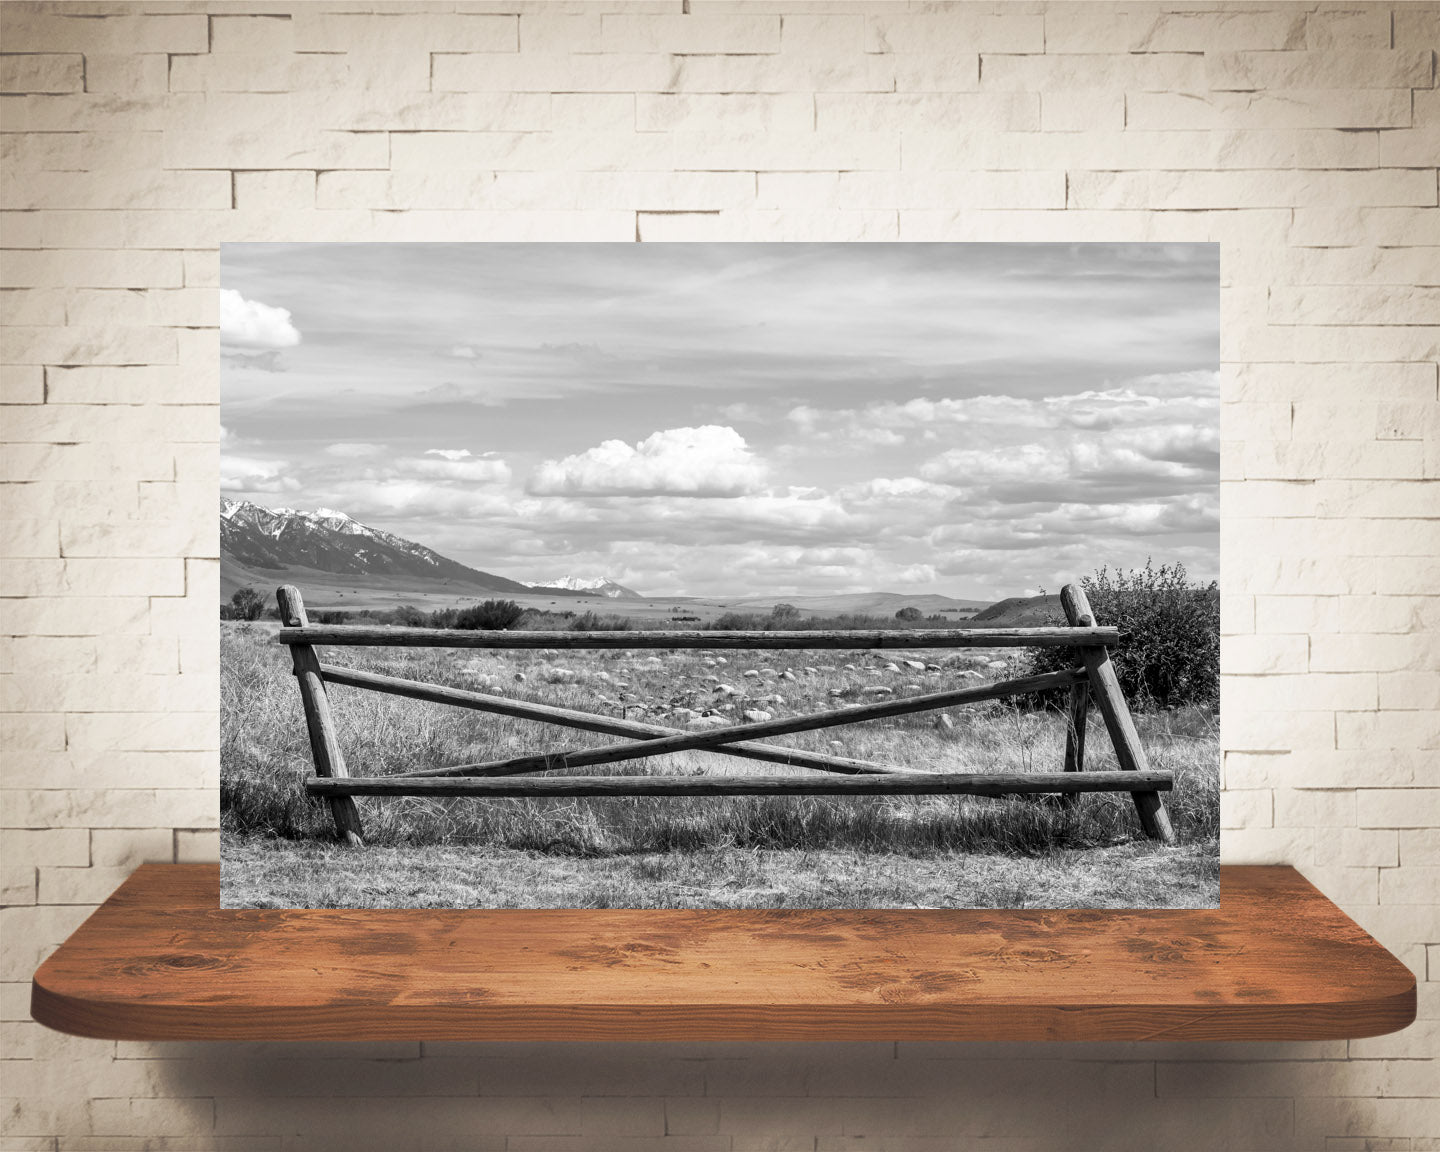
[219, 620, 1220, 910]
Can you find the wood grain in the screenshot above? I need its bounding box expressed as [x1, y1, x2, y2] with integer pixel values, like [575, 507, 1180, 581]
[31, 865, 1416, 1043]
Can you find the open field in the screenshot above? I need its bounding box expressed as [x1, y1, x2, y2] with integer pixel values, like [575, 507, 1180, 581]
[220, 621, 1220, 909]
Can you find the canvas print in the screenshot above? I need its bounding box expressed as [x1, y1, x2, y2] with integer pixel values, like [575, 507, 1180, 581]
[220, 242, 1220, 910]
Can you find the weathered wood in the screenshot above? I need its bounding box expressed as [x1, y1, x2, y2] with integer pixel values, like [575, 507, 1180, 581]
[278, 625, 1121, 650]
[1061, 680, 1089, 810]
[307, 770, 1172, 799]
[403, 668, 1087, 779]
[30, 864, 1418, 1041]
[321, 662, 909, 778]
[275, 586, 364, 847]
[1060, 583, 1175, 845]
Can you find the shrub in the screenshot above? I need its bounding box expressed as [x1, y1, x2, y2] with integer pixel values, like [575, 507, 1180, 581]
[229, 587, 266, 621]
[455, 599, 525, 630]
[1027, 561, 1219, 711]
[895, 606, 922, 622]
[770, 603, 800, 623]
[569, 610, 631, 632]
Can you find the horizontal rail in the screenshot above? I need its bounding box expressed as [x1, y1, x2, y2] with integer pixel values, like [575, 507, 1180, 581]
[279, 625, 1119, 650]
[308, 770, 1174, 799]
[405, 668, 1087, 779]
[320, 663, 907, 777]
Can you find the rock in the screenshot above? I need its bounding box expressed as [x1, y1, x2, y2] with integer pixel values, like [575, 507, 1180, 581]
[513, 672, 526, 682]
[702, 674, 719, 684]
[671, 708, 698, 722]
[687, 714, 729, 729]
[780, 670, 796, 681]
[903, 660, 927, 671]
[715, 656, 727, 665]
[926, 663, 941, 671]
[883, 662, 900, 672]
[843, 664, 857, 671]
[935, 713, 955, 731]
[860, 685, 893, 697]
[714, 683, 738, 696]
[986, 660, 1008, 671]
[958, 669, 982, 680]
[760, 668, 778, 679]
[702, 658, 717, 668]
[595, 671, 612, 682]
[718, 704, 735, 713]
[743, 709, 773, 722]
[742, 669, 760, 679]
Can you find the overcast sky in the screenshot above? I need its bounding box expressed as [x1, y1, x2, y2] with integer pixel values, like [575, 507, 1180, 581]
[221, 242, 1219, 601]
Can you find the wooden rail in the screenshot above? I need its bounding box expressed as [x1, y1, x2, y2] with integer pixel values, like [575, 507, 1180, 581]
[273, 584, 1176, 846]
[311, 770, 1174, 799]
[279, 625, 1120, 650]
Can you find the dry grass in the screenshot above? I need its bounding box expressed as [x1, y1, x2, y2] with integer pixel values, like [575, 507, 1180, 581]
[220, 621, 1220, 909]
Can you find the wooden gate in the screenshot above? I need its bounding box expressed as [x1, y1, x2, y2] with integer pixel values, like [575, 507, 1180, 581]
[275, 583, 1175, 847]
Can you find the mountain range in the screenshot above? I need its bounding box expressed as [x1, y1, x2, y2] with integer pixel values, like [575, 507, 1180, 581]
[220, 500, 642, 605]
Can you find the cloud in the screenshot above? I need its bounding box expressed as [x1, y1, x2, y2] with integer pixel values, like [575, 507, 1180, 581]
[219, 289, 301, 349]
[400, 450, 511, 483]
[220, 454, 298, 494]
[449, 345, 478, 359]
[529, 425, 767, 497]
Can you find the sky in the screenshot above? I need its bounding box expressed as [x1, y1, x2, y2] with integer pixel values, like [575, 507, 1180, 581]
[220, 242, 1219, 601]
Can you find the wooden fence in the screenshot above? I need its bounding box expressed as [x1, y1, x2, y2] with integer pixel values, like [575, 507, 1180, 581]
[275, 583, 1175, 847]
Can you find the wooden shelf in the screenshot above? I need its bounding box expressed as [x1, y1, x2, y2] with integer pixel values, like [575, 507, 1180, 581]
[32, 864, 1414, 1043]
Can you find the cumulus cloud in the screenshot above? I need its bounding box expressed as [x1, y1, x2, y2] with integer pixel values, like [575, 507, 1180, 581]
[220, 454, 297, 494]
[529, 426, 767, 497]
[220, 289, 301, 349]
[449, 345, 478, 359]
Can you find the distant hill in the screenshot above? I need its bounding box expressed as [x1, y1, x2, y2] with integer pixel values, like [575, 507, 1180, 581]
[219, 499, 533, 604]
[968, 594, 1063, 628]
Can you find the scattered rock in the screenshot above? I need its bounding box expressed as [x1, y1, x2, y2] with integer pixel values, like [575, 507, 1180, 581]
[742, 669, 760, 679]
[780, 670, 796, 681]
[714, 657, 727, 665]
[760, 668, 778, 679]
[935, 713, 955, 731]
[714, 684, 739, 696]
[687, 714, 729, 729]
[986, 660, 1008, 671]
[843, 663, 857, 671]
[860, 685, 894, 697]
[883, 662, 900, 672]
[702, 658, 717, 668]
[513, 672, 526, 682]
[743, 709, 773, 722]
[958, 669, 982, 680]
[926, 663, 941, 672]
[903, 660, 927, 671]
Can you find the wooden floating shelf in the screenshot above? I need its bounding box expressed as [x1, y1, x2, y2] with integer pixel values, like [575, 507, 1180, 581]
[32, 864, 1414, 1043]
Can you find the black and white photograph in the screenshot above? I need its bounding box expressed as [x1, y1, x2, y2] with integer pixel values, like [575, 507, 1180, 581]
[219, 242, 1220, 910]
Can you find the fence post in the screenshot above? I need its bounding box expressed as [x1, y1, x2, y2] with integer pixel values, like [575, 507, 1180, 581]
[1060, 584, 1175, 845]
[276, 585, 364, 847]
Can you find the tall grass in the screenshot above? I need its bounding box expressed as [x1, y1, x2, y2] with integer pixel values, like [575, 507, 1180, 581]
[221, 622, 1219, 858]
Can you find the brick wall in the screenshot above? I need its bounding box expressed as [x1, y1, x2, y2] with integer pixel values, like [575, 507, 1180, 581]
[2, 2, 1436, 1148]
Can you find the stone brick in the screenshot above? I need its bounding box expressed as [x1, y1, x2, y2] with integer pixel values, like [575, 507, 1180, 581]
[0, 53, 83, 94]
[1127, 89, 1412, 131]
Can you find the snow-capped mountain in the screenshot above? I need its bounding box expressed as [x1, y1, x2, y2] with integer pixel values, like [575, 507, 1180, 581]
[521, 575, 642, 600]
[220, 499, 532, 593]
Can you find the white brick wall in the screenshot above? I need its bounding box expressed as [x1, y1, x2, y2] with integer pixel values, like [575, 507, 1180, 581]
[2, 0, 1437, 1147]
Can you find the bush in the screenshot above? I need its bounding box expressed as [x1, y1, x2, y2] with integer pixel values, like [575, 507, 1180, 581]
[1027, 561, 1219, 711]
[229, 587, 266, 621]
[455, 599, 525, 630]
[895, 606, 922, 621]
[569, 610, 631, 632]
